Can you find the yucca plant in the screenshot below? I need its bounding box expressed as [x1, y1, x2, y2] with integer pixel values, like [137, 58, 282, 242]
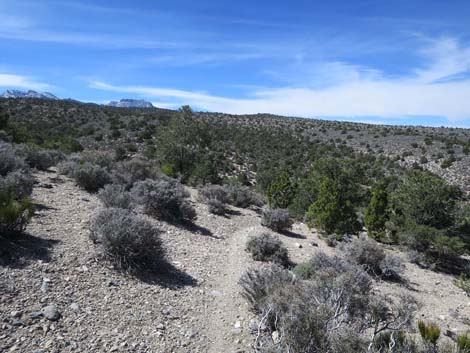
[418, 321, 441, 347]
[457, 333, 470, 353]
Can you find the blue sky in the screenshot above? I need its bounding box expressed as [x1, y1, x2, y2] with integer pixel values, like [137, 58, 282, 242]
[1, 0, 470, 127]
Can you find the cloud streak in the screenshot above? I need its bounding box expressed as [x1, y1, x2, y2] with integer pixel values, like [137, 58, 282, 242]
[89, 37, 470, 125]
[0, 73, 51, 90]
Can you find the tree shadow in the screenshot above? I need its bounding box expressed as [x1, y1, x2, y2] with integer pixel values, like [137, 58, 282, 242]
[134, 262, 197, 289]
[0, 232, 59, 268]
[434, 256, 470, 276]
[280, 229, 306, 239]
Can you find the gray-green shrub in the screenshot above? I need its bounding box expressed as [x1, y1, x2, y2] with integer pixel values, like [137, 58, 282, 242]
[131, 178, 196, 222]
[246, 233, 289, 267]
[90, 208, 165, 272]
[73, 162, 112, 192]
[97, 184, 132, 209]
[199, 185, 229, 215]
[261, 207, 293, 232]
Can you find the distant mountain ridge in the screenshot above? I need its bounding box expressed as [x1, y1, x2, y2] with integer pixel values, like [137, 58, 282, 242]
[1, 90, 58, 100]
[107, 99, 154, 108]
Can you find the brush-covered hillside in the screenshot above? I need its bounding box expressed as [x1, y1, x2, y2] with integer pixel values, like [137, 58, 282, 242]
[1, 98, 470, 353]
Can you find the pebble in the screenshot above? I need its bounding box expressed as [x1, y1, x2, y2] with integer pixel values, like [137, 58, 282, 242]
[40, 278, 50, 293]
[12, 319, 24, 327]
[10, 311, 23, 318]
[41, 305, 60, 321]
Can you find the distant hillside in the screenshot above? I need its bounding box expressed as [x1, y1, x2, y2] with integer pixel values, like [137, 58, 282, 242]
[107, 99, 154, 108]
[0, 97, 469, 192]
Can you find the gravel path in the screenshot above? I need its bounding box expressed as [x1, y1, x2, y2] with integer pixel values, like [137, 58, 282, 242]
[0, 170, 260, 352]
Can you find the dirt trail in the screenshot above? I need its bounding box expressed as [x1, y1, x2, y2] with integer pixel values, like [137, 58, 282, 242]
[206, 224, 260, 353]
[1, 170, 469, 353]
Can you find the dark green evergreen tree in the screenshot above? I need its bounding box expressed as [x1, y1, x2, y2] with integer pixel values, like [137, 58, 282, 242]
[365, 182, 389, 238]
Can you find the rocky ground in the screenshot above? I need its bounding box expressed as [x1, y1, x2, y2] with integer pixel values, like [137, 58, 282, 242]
[1, 170, 469, 352]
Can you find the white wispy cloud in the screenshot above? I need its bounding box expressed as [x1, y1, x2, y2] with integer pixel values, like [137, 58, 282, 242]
[89, 37, 470, 125]
[0, 73, 51, 90]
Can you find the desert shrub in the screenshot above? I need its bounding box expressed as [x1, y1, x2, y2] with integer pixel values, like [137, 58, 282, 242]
[199, 184, 229, 203]
[226, 184, 264, 208]
[343, 237, 386, 275]
[0, 143, 35, 235]
[0, 143, 26, 176]
[79, 150, 114, 169]
[73, 162, 112, 192]
[89, 208, 165, 272]
[455, 274, 470, 296]
[418, 321, 441, 349]
[131, 178, 196, 222]
[457, 333, 470, 353]
[57, 154, 81, 176]
[16, 145, 64, 171]
[0, 192, 34, 235]
[0, 171, 34, 199]
[114, 145, 127, 161]
[206, 198, 226, 215]
[240, 251, 417, 353]
[239, 264, 295, 312]
[246, 233, 289, 267]
[199, 184, 229, 215]
[0, 107, 9, 129]
[112, 158, 159, 187]
[305, 177, 360, 235]
[293, 262, 316, 280]
[97, 184, 132, 209]
[261, 207, 293, 232]
[379, 254, 405, 281]
[343, 237, 404, 280]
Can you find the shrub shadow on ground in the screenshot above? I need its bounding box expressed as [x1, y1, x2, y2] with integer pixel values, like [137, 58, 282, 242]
[131, 262, 197, 289]
[0, 232, 59, 268]
[224, 208, 242, 217]
[176, 221, 219, 239]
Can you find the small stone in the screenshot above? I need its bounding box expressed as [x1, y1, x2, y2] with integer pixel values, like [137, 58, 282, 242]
[272, 330, 280, 344]
[210, 290, 223, 297]
[40, 278, 50, 293]
[186, 328, 197, 339]
[248, 319, 260, 332]
[234, 321, 242, 329]
[12, 319, 24, 327]
[30, 311, 43, 319]
[41, 305, 60, 321]
[70, 303, 80, 311]
[156, 323, 165, 330]
[295, 242, 302, 248]
[10, 311, 23, 318]
[161, 306, 173, 316]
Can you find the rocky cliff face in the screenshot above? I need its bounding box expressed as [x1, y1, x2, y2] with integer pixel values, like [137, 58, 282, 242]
[107, 99, 154, 108]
